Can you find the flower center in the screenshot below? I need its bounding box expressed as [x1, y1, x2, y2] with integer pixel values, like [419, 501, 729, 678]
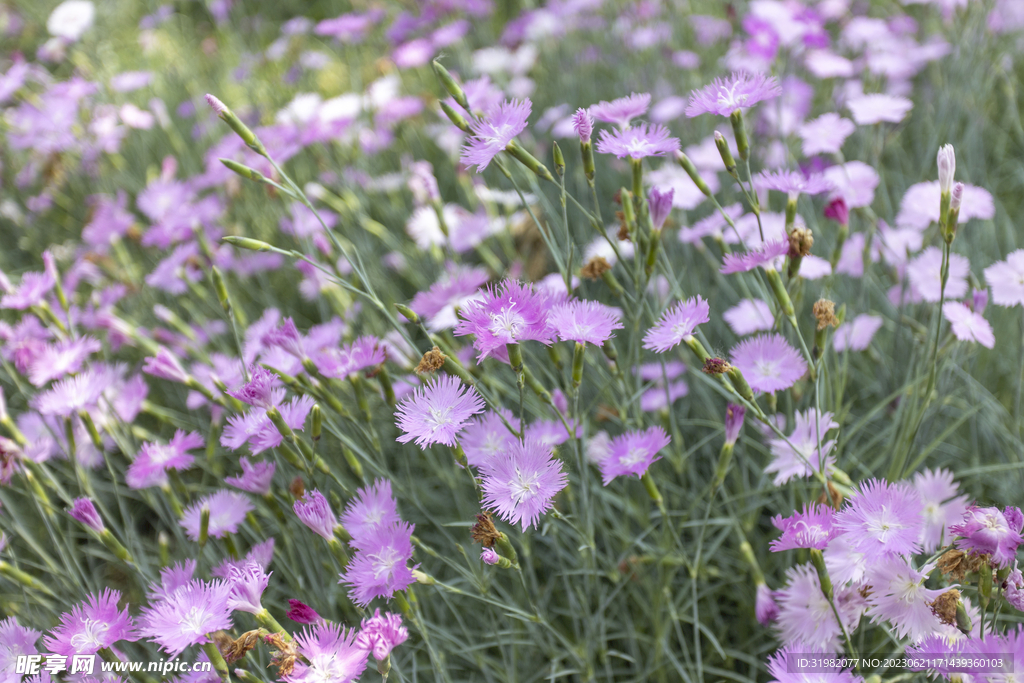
[489, 304, 525, 340]
[178, 606, 208, 636]
[621, 446, 647, 467]
[510, 468, 540, 504]
[370, 546, 401, 580]
[69, 618, 110, 651]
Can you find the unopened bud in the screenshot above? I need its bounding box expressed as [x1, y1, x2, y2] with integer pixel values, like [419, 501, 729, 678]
[438, 100, 471, 133]
[431, 61, 469, 111]
[714, 131, 737, 178]
[730, 110, 750, 162]
[674, 151, 712, 196]
[311, 405, 322, 442]
[937, 144, 956, 194]
[222, 236, 273, 252]
[552, 141, 565, 177]
[220, 158, 265, 183]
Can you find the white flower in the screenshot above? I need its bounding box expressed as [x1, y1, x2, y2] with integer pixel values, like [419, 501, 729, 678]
[47, 0, 95, 41]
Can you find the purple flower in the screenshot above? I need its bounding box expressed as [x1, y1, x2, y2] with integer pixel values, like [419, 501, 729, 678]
[126, 430, 204, 489]
[142, 347, 191, 384]
[949, 506, 1024, 568]
[985, 249, 1024, 308]
[589, 92, 651, 128]
[294, 490, 336, 541]
[549, 300, 623, 346]
[730, 334, 806, 393]
[798, 113, 856, 156]
[756, 584, 778, 626]
[211, 538, 275, 580]
[648, 187, 674, 230]
[766, 410, 839, 484]
[149, 560, 197, 601]
[943, 301, 995, 348]
[864, 557, 942, 641]
[33, 370, 106, 417]
[340, 479, 402, 549]
[262, 318, 305, 359]
[226, 560, 271, 614]
[481, 439, 567, 530]
[907, 247, 969, 302]
[846, 93, 913, 125]
[356, 609, 409, 661]
[312, 335, 386, 379]
[339, 522, 417, 606]
[572, 107, 593, 142]
[460, 99, 531, 173]
[835, 479, 924, 557]
[642, 296, 710, 353]
[823, 197, 850, 226]
[224, 457, 276, 495]
[27, 336, 101, 387]
[410, 263, 490, 332]
[394, 374, 485, 449]
[833, 314, 883, 353]
[481, 547, 500, 565]
[290, 622, 369, 682]
[43, 589, 137, 655]
[138, 579, 233, 657]
[757, 170, 833, 197]
[770, 505, 837, 551]
[0, 269, 55, 310]
[179, 490, 254, 541]
[595, 123, 680, 160]
[723, 299, 774, 336]
[0, 618, 41, 675]
[222, 396, 315, 455]
[600, 426, 671, 485]
[774, 564, 860, 650]
[767, 644, 859, 683]
[461, 409, 519, 468]
[68, 497, 105, 532]
[724, 403, 746, 446]
[228, 365, 282, 409]
[685, 72, 782, 118]
[454, 279, 555, 362]
[896, 181, 994, 230]
[287, 599, 322, 624]
[912, 468, 970, 554]
[720, 240, 789, 274]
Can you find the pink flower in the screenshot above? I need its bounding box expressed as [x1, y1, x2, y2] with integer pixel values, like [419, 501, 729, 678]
[454, 279, 555, 361]
[846, 93, 913, 125]
[864, 557, 943, 641]
[340, 479, 402, 549]
[720, 240, 789, 274]
[289, 622, 369, 681]
[180, 490, 254, 541]
[572, 107, 594, 142]
[770, 505, 837, 551]
[480, 439, 567, 530]
[896, 181, 995, 230]
[356, 609, 409, 661]
[723, 299, 774, 336]
[730, 334, 806, 393]
[907, 246, 969, 302]
[685, 72, 782, 117]
[394, 374, 485, 449]
[642, 296, 711, 352]
[943, 301, 995, 348]
[766, 410, 838, 484]
[835, 478, 924, 556]
[589, 92, 651, 128]
[833, 314, 883, 352]
[460, 99, 531, 172]
[949, 505, 1023, 568]
[595, 123, 680, 159]
[126, 430, 204, 489]
[823, 161, 879, 208]
[549, 299, 623, 346]
[755, 584, 778, 626]
[757, 170, 833, 197]
[339, 522, 417, 605]
[43, 589, 137, 655]
[985, 249, 1024, 308]
[600, 426, 671, 484]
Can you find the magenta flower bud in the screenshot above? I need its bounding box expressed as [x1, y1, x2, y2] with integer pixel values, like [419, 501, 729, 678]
[204, 93, 228, 115]
[228, 365, 281, 410]
[823, 196, 849, 225]
[937, 144, 955, 194]
[950, 182, 964, 212]
[755, 583, 778, 625]
[142, 347, 191, 384]
[572, 107, 593, 143]
[68, 497, 105, 533]
[648, 186, 674, 231]
[287, 599, 322, 624]
[724, 403, 746, 446]
[481, 547, 500, 565]
[973, 289, 989, 313]
[293, 490, 336, 541]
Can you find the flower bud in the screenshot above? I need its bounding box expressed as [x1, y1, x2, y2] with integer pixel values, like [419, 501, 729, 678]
[674, 151, 712, 197]
[714, 131, 737, 178]
[937, 144, 955, 194]
[222, 236, 274, 252]
[431, 60, 469, 111]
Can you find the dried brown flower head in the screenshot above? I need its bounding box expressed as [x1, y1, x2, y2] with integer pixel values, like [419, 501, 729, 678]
[813, 299, 838, 330]
[288, 476, 305, 499]
[580, 256, 612, 280]
[225, 630, 264, 663]
[471, 511, 500, 548]
[937, 548, 985, 581]
[415, 346, 447, 374]
[929, 588, 962, 626]
[787, 227, 814, 258]
[701, 357, 733, 375]
[265, 632, 300, 677]
[815, 481, 843, 510]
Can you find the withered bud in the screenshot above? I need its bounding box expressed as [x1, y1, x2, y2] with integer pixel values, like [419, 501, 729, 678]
[581, 256, 612, 280]
[265, 633, 300, 677]
[937, 548, 985, 581]
[209, 630, 234, 654]
[702, 357, 733, 375]
[815, 481, 843, 510]
[616, 212, 631, 242]
[225, 630, 264, 663]
[415, 346, 447, 374]
[787, 227, 814, 258]
[929, 588, 962, 626]
[471, 511, 501, 548]
[813, 299, 838, 331]
[288, 476, 305, 499]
